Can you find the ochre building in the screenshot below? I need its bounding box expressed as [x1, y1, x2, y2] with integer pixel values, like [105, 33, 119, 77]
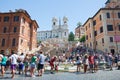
[83, 0, 120, 54]
[0, 9, 39, 54]
[75, 25, 85, 40]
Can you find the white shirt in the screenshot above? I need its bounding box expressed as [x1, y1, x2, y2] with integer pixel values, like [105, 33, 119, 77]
[39, 54, 46, 64]
[19, 55, 25, 61]
[85, 59, 89, 65]
[0, 54, 3, 58]
[0, 54, 3, 62]
[9, 54, 18, 64]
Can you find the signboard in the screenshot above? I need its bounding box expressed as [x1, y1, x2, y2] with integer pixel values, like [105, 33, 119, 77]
[109, 46, 115, 48]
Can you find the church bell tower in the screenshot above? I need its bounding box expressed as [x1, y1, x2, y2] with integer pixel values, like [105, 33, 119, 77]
[52, 17, 58, 30]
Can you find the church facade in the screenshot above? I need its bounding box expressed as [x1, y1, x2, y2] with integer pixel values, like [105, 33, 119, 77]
[37, 16, 69, 41]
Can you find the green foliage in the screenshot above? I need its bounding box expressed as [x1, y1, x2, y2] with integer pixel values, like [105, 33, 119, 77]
[56, 35, 58, 38]
[77, 22, 82, 27]
[68, 32, 75, 41]
[37, 40, 41, 44]
[79, 35, 85, 42]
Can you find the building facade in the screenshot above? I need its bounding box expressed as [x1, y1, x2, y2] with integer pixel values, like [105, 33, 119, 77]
[83, 0, 120, 54]
[37, 16, 69, 41]
[37, 30, 52, 41]
[0, 9, 39, 54]
[75, 25, 85, 40]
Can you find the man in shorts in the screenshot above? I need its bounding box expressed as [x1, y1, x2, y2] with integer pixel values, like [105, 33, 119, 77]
[18, 53, 25, 74]
[37, 51, 46, 76]
[9, 51, 18, 78]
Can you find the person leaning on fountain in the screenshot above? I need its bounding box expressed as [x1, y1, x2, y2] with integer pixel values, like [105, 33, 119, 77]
[49, 56, 57, 74]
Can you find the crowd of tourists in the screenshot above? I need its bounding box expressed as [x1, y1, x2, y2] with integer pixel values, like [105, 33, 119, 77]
[0, 51, 58, 78]
[73, 52, 120, 73]
[0, 49, 120, 79]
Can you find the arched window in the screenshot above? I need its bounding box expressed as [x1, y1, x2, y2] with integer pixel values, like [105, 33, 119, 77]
[1, 39, 5, 46]
[53, 22, 55, 25]
[64, 21, 67, 24]
[12, 38, 16, 46]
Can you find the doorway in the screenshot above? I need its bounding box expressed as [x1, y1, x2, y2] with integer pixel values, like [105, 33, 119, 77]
[110, 49, 115, 54]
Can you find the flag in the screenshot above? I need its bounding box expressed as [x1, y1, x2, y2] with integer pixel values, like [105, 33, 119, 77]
[114, 35, 120, 42]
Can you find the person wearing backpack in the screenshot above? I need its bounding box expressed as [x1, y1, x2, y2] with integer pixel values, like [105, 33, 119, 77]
[18, 53, 25, 75]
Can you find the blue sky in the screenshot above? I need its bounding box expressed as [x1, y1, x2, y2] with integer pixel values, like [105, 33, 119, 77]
[0, 0, 106, 33]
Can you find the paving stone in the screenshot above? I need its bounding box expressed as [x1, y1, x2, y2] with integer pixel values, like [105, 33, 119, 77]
[0, 69, 120, 80]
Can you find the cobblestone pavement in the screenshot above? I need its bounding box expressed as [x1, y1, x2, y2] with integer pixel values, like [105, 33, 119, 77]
[0, 69, 120, 80]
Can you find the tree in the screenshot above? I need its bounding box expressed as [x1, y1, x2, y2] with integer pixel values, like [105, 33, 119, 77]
[37, 40, 41, 44]
[79, 35, 85, 42]
[77, 22, 82, 27]
[68, 32, 75, 41]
